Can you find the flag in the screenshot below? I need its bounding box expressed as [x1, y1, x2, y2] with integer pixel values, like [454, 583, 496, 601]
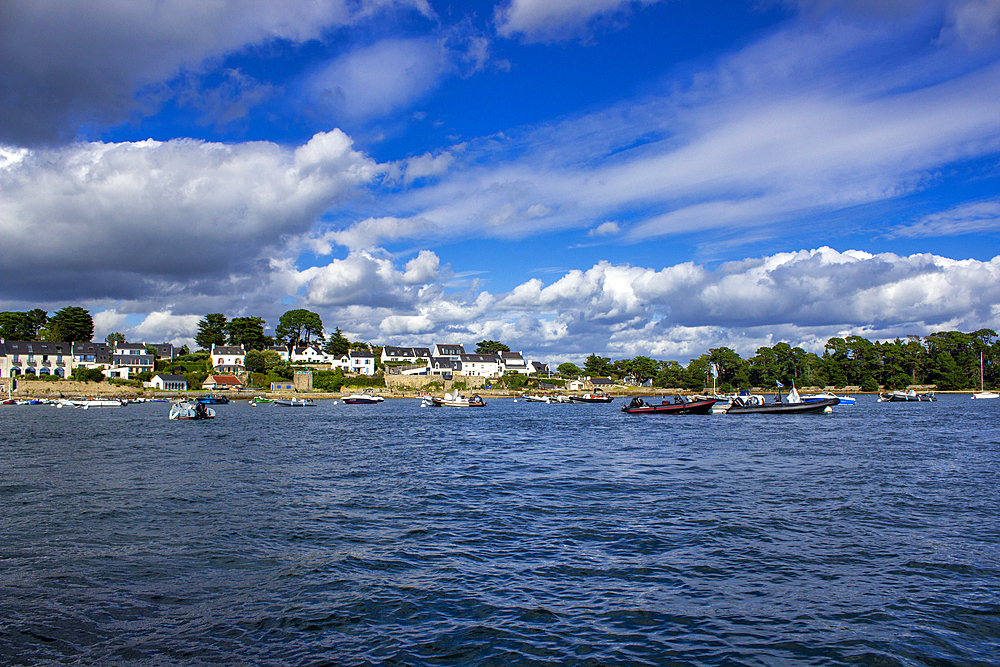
[710, 363, 718, 378]
[776, 381, 783, 388]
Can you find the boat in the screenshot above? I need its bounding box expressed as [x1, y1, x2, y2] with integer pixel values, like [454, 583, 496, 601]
[421, 391, 486, 407]
[568, 389, 614, 404]
[726, 387, 839, 414]
[802, 391, 856, 405]
[68, 398, 124, 408]
[169, 401, 216, 420]
[622, 396, 717, 415]
[877, 390, 936, 402]
[197, 394, 230, 404]
[274, 397, 317, 407]
[521, 394, 549, 402]
[342, 390, 385, 404]
[971, 353, 998, 399]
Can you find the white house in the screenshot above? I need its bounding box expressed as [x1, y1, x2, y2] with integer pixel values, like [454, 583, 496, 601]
[500, 351, 528, 375]
[381, 346, 431, 364]
[432, 343, 465, 359]
[211, 345, 246, 374]
[347, 350, 376, 375]
[0, 341, 73, 378]
[290, 345, 331, 364]
[146, 373, 188, 391]
[111, 342, 154, 376]
[459, 353, 501, 378]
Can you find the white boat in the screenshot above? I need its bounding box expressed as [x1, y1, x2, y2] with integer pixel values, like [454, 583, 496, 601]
[972, 353, 998, 399]
[421, 391, 486, 407]
[274, 397, 317, 407]
[802, 391, 856, 405]
[68, 398, 124, 408]
[169, 401, 215, 420]
[521, 394, 549, 402]
[342, 390, 385, 404]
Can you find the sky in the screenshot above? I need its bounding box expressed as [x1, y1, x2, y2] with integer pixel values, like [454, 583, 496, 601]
[2, 0, 1000, 364]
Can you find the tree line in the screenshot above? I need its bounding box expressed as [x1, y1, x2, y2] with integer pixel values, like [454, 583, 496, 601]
[555, 329, 1000, 391]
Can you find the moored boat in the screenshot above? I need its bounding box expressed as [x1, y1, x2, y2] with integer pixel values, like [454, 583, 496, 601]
[274, 397, 317, 407]
[68, 398, 124, 408]
[342, 390, 385, 404]
[568, 390, 614, 404]
[622, 396, 716, 415]
[421, 391, 486, 407]
[168, 401, 215, 420]
[971, 353, 998, 399]
[877, 390, 936, 402]
[726, 387, 838, 414]
[802, 391, 856, 405]
[197, 394, 230, 404]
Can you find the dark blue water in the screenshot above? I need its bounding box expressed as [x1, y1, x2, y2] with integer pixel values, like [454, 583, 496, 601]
[2, 395, 999, 666]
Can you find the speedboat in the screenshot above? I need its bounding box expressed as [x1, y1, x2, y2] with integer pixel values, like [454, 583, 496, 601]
[878, 390, 936, 402]
[521, 394, 549, 402]
[342, 390, 385, 404]
[568, 390, 614, 404]
[68, 398, 124, 408]
[274, 397, 317, 407]
[727, 387, 838, 414]
[802, 391, 856, 405]
[421, 391, 486, 407]
[197, 394, 230, 404]
[622, 395, 716, 415]
[169, 401, 215, 420]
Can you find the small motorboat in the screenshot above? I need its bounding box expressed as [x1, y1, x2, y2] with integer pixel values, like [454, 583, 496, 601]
[342, 390, 385, 404]
[568, 390, 614, 404]
[727, 387, 838, 414]
[421, 391, 486, 407]
[274, 397, 317, 407]
[68, 398, 124, 408]
[197, 394, 230, 404]
[802, 391, 856, 405]
[169, 401, 215, 420]
[622, 395, 717, 415]
[877, 390, 936, 402]
[521, 394, 549, 402]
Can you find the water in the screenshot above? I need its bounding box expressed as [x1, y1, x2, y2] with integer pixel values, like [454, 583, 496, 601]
[2, 395, 999, 666]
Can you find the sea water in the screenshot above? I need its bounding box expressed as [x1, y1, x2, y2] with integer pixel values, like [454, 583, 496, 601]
[1, 395, 998, 666]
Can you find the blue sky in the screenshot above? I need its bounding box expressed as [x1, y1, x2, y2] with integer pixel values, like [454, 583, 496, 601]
[1, 0, 999, 363]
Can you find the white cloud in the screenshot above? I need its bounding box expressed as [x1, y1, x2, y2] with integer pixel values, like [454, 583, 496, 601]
[890, 199, 1000, 237]
[0, 130, 378, 300]
[589, 221, 620, 236]
[495, 0, 664, 42]
[130, 311, 203, 345]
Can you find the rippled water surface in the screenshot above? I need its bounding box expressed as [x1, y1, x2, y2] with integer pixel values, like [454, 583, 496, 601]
[2, 395, 999, 666]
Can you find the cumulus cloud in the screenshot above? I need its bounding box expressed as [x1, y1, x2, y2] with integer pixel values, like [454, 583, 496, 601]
[287, 247, 1000, 364]
[0, 0, 433, 144]
[0, 130, 378, 300]
[495, 0, 664, 42]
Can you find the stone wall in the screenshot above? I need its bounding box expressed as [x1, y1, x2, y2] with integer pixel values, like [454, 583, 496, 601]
[10, 379, 150, 397]
[384, 374, 487, 390]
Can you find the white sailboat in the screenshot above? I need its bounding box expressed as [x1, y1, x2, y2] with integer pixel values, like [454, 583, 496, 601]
[971, 352, 998, 399]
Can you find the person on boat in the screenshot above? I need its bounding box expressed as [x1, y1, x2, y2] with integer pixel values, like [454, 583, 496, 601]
[673, 394, 688, 404]
[628, 397, 645, 409]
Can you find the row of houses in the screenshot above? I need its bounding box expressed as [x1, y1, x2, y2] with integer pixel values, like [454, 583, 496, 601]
[0, 340, 181, 380]
[210, 344, 377, 375]
[381, 344, 549, 379]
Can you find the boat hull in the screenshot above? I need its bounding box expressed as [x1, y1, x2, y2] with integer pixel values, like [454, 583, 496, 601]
[568, 396, 614, 403]
[274, 399, 317, 407]
[878, 392, 936, 402]
[622, 399, 716, 415]
[727, 398, 839, 414]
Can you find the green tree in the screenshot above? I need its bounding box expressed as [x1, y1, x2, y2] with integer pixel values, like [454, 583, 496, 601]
[227, 316, 269, 350]
[653, 360, 685, 388]
[557, 362, 582, 377]
[244, 349, 267, 374]
[196, 314, 228, 350]
[0, 310, 47, 340]
[45, 307, 94, 343]
[476, 340, 510, 354]
[106, 332, 126, 345]
[583, 354, 613, 377]
[275, 309, 325, 350]
[623, 356, 658, 384]
[323, 328, 351, 356]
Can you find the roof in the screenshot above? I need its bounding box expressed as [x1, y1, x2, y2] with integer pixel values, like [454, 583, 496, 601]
[115, 343, 146, 351]
[590, 377, 614, 385]
[3, 341, 72, 354]
[383, 346, 430, 357]
[154, 374, 187, 382]
[206, 375, 242, 385]
[211, 345, 245, 355]
[460, 353, 499, 362]
[501, 351, 524, 360]
[72, 342, 109, 352]
[350, 350, 374, 358]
